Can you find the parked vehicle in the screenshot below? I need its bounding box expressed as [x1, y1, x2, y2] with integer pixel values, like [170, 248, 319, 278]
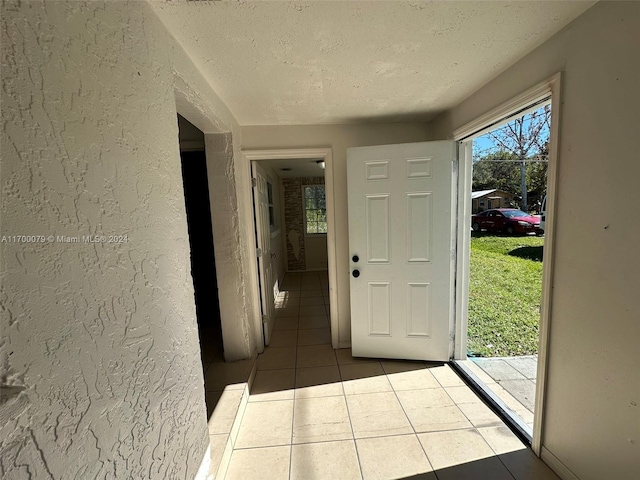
[540, 195, 547, 231]
[471, 208, 542, 235]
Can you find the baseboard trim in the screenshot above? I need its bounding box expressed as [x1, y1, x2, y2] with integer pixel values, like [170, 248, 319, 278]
[195, 444, 212, 480]
[203, 358, 257, 479]
[541, 446, 580, 480]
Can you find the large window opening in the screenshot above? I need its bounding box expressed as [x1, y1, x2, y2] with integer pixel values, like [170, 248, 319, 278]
[455, 99, 553, 443]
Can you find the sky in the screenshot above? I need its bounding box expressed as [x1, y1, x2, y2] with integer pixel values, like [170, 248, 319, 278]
[472, 105, 550, 160]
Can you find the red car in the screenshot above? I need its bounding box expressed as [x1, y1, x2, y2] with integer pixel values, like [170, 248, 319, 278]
[472, 209, 542, 235]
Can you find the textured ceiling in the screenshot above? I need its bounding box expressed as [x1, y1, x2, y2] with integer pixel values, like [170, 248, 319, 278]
[261, 158, 326, 178]
[150, 1, 595, 125]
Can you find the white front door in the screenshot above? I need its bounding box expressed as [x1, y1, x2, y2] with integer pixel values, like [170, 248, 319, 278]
[347, 141, 456, 361]
[252, 161, 276, 345]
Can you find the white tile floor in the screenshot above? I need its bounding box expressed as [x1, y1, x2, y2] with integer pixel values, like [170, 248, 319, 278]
[213, 272, 559, 480]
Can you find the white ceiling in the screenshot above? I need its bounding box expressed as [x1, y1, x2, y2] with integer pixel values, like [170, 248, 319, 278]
[151, 0, 595, 125]
[260, 158, 326, 179]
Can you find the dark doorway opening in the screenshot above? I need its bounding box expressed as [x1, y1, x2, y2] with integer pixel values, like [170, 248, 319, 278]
[178, 115, 223, 371]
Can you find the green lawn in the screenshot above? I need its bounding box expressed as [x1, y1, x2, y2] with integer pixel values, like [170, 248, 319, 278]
[468, 234, 544, 357]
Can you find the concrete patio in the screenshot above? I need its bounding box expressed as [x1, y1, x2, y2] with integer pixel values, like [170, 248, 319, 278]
[458, 356, 538, 431]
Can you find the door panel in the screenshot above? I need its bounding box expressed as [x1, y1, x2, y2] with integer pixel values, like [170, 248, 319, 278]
[252, 162, 276, 345]
[366, 195, 390, 263]
[347, 141, 456, 361]
[407, 192, 432, 262]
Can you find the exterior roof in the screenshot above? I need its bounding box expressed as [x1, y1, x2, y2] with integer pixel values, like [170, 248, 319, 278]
[472, 189, 515, 199]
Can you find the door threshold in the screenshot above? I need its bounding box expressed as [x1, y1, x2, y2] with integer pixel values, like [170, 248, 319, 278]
[450, 360, 533, 446]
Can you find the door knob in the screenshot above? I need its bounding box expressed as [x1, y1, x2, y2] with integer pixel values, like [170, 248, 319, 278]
[352, 269, 360, 278]
[271, 253, 277, 258]
[352, 255, 359, 263]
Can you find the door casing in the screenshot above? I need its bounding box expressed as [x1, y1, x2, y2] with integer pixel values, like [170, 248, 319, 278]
[251, 161, 277, 345]
[452, 72, 563, 456]
[243, 148, 339, 349]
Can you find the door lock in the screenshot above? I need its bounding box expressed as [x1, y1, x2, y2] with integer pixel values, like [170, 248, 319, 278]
[352, 269, 360, 278]
[352, 255, 359, 263]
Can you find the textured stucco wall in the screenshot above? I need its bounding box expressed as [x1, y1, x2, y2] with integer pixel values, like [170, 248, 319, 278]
[0, 1, 250, 477]
[205, 132, 257, 361]
[429, 2, 640, 479]
[172, 46, 260, 362]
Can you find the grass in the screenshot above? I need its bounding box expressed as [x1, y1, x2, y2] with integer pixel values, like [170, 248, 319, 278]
[468, 234, 544, 357]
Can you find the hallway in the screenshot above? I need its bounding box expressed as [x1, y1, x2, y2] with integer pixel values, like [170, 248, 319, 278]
[218, 272, 558, 479]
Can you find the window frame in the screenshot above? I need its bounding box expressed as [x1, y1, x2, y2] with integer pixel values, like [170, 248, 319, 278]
[302, 184, 327, 236]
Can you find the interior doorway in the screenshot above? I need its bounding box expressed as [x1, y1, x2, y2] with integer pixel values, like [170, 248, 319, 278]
[244, 148, 338, 351]
[250, 156, 331, 349]
[177, 115, 224, 368]
[452, 74, 561, 453]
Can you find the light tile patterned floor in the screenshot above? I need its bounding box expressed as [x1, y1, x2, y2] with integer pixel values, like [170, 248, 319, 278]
[218, 272, 558, 479]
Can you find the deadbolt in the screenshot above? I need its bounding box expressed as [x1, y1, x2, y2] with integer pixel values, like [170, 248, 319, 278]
[352, 255, 359, 263]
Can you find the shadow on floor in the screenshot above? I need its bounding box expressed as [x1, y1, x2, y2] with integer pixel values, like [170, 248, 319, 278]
[396, 448, 557, 479]
[204, 270, 558, 479]
[508, 245, 544, 261]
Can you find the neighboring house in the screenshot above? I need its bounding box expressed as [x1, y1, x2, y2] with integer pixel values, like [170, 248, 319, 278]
[1, 2, 638, 480]
[471, 189, 516, 213]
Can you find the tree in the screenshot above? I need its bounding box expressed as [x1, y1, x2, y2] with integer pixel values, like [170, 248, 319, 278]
[474, 105, 551, 211]
[472, 144, 548, 212]
[472, 150, 520, 192]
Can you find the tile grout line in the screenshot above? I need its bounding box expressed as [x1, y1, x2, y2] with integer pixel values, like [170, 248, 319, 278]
[288, 274, 300, 480]
[384, 363, 439, 478]
[449, 367, 521, 480]
[337, 349, 365, 480]
[230, 416, 525, 449]
[435, 365, 519, 480]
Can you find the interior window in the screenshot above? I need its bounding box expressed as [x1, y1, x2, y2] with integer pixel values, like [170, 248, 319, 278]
[304, 185, 327, 234]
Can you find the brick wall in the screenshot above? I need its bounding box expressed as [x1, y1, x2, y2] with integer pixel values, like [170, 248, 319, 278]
[282, 177, 324, 271]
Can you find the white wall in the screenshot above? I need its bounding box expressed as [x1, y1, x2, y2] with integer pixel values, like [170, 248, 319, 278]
[305, 235, 328, 271]
[0, 1, 256, 477]
[242, 124, 430, 346]
[429, 2, 640, 479]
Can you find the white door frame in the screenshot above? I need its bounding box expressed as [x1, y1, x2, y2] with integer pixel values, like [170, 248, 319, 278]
[452, 72, 562, 456]
[242, 148, 339, 349]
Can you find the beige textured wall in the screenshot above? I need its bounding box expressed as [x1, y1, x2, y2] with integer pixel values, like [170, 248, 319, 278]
[429, 2, 640, 479]
[0, 1, 256, 477]
[305, 236, 329, 271]
[242, 124, 430, 346]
